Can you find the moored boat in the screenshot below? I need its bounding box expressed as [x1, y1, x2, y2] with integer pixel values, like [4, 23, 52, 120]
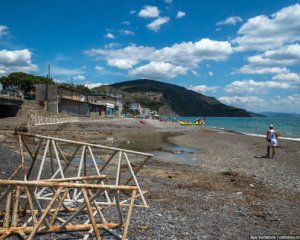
[179, 120, 205, 126]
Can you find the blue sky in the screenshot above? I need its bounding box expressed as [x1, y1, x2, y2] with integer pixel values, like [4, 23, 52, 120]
[1, 0, 300, 113]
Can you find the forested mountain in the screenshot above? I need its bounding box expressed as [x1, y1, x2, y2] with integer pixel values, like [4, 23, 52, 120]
[111, 79, 251, 117]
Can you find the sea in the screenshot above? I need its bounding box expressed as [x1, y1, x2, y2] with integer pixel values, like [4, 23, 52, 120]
[177, 116, 300, 141]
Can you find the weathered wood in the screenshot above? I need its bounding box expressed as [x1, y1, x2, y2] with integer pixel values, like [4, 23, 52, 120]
[24, 186, 37, 224]
[48, 189, 68, 226]
[26, 140, 42, 179]
[18, 132, 153, 157]
[3, 192, 12, 228]
[0, 223, 119, 234]
[82, 188, 101, 240]
[125, 156, 152, 185]
[11, 186, 20, 227]
[0, 132, 153, 239]
[8, 165, 22, 180]
[123, 152, 148, 207]
[43, 175, 108, 182]
[60, 189, 105, 228]
[18, 135, 27, 181]
[122, 189, 137, 240]
[0, 180, 137, 191]
[27, 187, 63, 240]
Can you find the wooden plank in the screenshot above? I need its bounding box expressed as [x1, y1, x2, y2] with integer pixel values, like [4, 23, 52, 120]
[82, 188, 101, 240]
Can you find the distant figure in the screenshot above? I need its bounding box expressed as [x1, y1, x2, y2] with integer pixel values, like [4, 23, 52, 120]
[266, 124, 277, 158]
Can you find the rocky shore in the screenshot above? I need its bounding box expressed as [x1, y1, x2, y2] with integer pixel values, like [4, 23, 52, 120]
[0, 117, 299, 239]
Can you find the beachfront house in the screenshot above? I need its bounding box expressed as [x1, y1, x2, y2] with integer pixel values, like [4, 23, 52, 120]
[35, 84, 90, 116]
[141, 107, 151, 117]
[35, 84, 123, 117]
[88, 93, 123, 117]
[129, 102, 142, 115]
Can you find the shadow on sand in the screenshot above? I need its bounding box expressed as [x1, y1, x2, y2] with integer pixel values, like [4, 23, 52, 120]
[254, 155, 270, 159]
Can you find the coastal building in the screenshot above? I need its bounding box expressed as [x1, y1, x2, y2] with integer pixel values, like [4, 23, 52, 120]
[129, 102, 142, 114]
[35, 84, 90, 116]
[146, 92, 163, 102]
[35, 84, 123, 117]
[141, 107, 151, 116]
[88, 93, 123, 117]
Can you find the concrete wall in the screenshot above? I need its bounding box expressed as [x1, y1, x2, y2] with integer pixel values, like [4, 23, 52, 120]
[47, 100, 59, 113]
[59, 98, 89, 116]
[35, 84, 47, 101]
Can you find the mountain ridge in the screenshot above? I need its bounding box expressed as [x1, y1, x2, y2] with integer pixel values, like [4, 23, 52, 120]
[110, 79, 252, 117]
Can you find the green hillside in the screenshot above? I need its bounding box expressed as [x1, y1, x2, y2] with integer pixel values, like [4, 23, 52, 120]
[111, 79, 251, 117]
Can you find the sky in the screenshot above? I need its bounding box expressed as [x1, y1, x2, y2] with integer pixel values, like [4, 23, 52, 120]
[0, 0, 300, 113]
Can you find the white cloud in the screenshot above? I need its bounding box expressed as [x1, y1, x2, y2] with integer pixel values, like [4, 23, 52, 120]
[0, 25, 9, 37]
[108, 59, 137, 70]
[247, 44, 300, 66]
[191, 70, 200, 77]
[138, 5, 160, 18]
[219, 94, 300, 113]
[119, 29, 135, 36]
[208, 71, 214, 76]
[85, 45, 155, 69]
[85, 39, 232, 79]
[86, 39, 232, 72]
[189, 85, 219, 94]
[104, 42, 121, 49]
[216, 16, 243, 26]
[147, 17, 170, 31]
[233, 4, 300, 51]
[236, 65, 289, 75]
[176, 11, 186, 19]
[218, 96, 265, 107]
[130, 10, 136, 15]
[0, 49, 37, 76]
[94, 66, 103, 71]
[104, 33, 115, 39]
[272, 72, 300, 83]
[153, 38, 233, 67]
[52, 66, 84, 76]
[225, 79, 296, 94]
[129, 61, 188, 80]
[84, 83, 104, 89]
[121, 21, 130, 26]
[165, 0, 172, 3]
[53, 78, 65, 83]
[72, 75, 85, 81]
[272, 94, 300, 111]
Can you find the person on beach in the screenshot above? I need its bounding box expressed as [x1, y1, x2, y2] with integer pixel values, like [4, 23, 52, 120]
[266, 124, 278, 158]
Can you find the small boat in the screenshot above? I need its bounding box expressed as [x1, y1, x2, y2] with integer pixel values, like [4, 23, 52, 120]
[179, 120, 205, 126]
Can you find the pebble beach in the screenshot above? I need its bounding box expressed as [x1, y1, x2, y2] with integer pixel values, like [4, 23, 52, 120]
[0, 117, 299, 239]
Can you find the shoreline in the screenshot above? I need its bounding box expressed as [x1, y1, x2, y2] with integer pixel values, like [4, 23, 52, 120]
[204, 126, 300, 142]
[0, 117, 299, 239]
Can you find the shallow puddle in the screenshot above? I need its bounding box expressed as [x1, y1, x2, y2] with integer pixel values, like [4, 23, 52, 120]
[116, 131, 200, 164]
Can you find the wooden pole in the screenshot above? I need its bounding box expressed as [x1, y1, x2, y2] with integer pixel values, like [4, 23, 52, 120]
[11, 186, 20, 227]
[27, 187, 63, 240]
[82, 188, 101, 240]
[122, 189, 137, 240]
[3, 192, 12, 228]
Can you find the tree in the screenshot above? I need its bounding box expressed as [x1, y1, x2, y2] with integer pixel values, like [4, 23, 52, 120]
[74, 85, 92, 94]
[0, 72, 53, 93]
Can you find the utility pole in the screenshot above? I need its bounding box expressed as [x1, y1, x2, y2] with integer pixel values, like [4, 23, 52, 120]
[47, 64, 51, 79]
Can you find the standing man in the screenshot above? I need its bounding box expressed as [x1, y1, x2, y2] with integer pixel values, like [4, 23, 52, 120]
[266, 125, 278, 158]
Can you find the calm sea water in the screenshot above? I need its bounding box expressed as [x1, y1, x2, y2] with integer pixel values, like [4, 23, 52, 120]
[177, 117, 300, 141]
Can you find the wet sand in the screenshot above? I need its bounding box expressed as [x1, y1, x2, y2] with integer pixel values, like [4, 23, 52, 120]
[0, 117, 299, 239]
